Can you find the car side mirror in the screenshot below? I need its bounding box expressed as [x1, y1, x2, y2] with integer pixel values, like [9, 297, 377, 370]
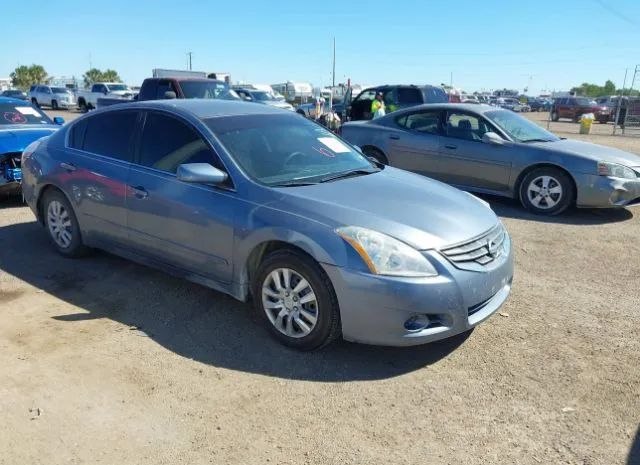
[163, 91, 177, 100]
[177, 163, 228, 185]
[53, 116, 65, 125]
[482, 132, 505, 145]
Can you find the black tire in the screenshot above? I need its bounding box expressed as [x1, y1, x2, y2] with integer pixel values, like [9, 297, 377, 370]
[51, 100, 58, 110]
[551, 110, 559, 122]
[252, 249, 341, 351]
[42, 189, 89, 258]
[362, 146, 388, 165]
[519, 167, 574, 216]
[78, 99, 88, 113]
[31, 98, 39, 108]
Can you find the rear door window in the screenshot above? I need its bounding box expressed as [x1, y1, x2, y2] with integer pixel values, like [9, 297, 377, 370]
[81, 110, 139, 161]
[445, 112, 492, 142]
[397, 87, 423, 105]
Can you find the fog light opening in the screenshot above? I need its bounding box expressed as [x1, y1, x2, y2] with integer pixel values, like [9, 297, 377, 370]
[404, 314, 433, 332]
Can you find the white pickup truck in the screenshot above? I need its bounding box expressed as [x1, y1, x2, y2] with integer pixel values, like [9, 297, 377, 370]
[75, 82, 135, 111]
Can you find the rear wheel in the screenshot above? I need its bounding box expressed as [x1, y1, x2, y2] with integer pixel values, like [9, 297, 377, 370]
[78, 99, 88, 113]
[362, 146, 388, 165]
[519, 167, 574, 216]
[551, 110, 559, 121]
[253, 249, 341, 351]
[42, 189, 88, 257]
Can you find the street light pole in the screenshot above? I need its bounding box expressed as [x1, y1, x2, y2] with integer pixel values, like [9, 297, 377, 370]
[187, 52, 193, 71]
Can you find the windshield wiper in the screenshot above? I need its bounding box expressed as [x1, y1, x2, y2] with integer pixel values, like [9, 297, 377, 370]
[318, 168, 380, 184]
[522, 138, 554, 143]
[271, 180, 320, 187]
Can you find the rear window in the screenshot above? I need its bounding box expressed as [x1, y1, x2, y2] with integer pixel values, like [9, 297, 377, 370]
[0, 102, 51, 125]
[81, 111, 139, 161]
[422, 87, 449, 104]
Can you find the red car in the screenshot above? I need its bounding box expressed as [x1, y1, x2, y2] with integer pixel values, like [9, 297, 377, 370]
[551, 97, 610, 122]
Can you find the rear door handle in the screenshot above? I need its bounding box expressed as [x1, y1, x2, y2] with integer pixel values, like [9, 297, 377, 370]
[444, 144, 457, 150]
[389, 134, 400, 140]
[60, 162, 76, 172]
[131, 186, 149, 199]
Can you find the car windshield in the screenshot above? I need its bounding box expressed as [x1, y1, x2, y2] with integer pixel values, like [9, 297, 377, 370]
[52, 87, 71, 94]
[205, 114, 375, 186]
[181, 81, 240, 100]
[485, 110, 559, 143]
[106, 84, 130, 92]
[252, 91, 275, 101]
[0, 102, 51, 125]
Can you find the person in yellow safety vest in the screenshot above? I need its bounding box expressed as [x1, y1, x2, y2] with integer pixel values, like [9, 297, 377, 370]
[371, 92, 386, 119]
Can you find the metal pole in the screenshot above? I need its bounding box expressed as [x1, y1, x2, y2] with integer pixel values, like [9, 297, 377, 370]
[330, 37, 335, 110]
[187, 52, 193, 71]
[613, 68, 628, 135]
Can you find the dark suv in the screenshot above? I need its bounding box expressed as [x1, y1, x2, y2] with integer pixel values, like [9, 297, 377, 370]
[551, 97, 609, 122]
[342, 85, 448, 121]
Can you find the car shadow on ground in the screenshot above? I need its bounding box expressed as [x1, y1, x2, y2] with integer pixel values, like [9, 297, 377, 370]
[478, 194, 634, 225]
[629, 425, 640, 465]
[0, 221, 471, 382]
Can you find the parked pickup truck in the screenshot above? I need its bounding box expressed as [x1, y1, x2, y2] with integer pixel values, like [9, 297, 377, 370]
[76, 83, 136, 111]
[96, 77, 240, 109]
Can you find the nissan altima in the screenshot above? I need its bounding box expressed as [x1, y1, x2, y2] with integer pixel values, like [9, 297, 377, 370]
[21, 100, 513, 350]
[341, 103, 640, 215]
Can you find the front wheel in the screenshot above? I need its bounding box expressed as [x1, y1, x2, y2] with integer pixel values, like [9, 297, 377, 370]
[51, 100, 58, 110]
[551, 111, 559, 121]
[253, 249, 341, 351]
[43, 189, 88, 257]
[519, 168, 574, 215]
[31, 98, 39, 108]
[78, 100, 88, 113]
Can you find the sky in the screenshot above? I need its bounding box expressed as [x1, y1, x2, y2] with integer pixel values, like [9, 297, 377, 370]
[2, 0, 639, 95]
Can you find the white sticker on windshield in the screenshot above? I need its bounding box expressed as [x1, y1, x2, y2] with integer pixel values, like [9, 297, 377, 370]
[16, 106, 41, 117]
[317, 137, 350, 153]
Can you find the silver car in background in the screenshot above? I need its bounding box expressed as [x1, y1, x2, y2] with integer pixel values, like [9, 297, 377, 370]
[27, 85, 76, 110]
[341, 103, 640, 215]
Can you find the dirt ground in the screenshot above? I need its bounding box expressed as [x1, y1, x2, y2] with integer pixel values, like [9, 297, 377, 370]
[1, 108, 639, 465]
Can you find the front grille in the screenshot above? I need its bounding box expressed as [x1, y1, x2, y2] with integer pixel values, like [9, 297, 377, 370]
[440, 223, 506, 271]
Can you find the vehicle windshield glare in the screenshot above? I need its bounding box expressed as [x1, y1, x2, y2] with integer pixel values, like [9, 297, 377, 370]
[52, 87, 71, 94]
[0, 103, 51, 125]
[106, 84, 130, 92]
[205, 114, 375, 186]
[575, 97, 597, 106]
[181, 81, 240, 100]
[485, 110, 559, 143]
[252, 91, 274, 101]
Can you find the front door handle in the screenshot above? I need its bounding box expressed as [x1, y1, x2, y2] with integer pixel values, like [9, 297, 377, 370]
[131, 186, 149, 199]
[444, 144, 458, 150]
[60, 162, 76, 172]
[389, 134, 400, 140]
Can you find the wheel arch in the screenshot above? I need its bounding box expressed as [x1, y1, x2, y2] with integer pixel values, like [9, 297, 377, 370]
[514, 163, 577, 202]
[36, 184, 71, 225]
[361, 144, 389, 164]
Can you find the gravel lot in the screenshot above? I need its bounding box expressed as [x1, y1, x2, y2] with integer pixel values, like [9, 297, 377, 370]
[1, 108, 639, 465]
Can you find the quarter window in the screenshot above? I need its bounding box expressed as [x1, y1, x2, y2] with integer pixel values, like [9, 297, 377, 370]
[139, 112, 220, 174]
[397, 88, 422, 105]
[81, 111, 139, 161]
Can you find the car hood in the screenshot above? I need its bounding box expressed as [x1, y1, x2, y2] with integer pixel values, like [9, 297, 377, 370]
[273, 167, 499, 250]
[533, 139, 640, 167]
[263, 101, 293, 109]
[0, 125, 58, 153]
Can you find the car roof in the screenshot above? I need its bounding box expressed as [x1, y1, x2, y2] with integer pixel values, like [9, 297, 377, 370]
[0, 96, 30, 105]
[107, 99, 287, 119]
[387, 103, 500, 116]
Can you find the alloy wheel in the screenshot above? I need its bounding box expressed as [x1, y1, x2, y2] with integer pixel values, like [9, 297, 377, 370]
[261, 268, 318, 338]
[47, 200, 73, 249]
[526, 175, 563, 210]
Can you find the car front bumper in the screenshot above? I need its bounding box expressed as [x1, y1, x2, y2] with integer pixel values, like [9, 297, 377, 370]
[576, 174, 640, 208]
[322, 237, 514, 347]
[57, 100, 76, 108]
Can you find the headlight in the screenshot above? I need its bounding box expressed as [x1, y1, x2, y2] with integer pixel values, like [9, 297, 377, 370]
[336, 226, 438, 277]
[598, 161, 637, 179]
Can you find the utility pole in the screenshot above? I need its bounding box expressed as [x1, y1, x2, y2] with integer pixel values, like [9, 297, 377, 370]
[613, 68, 629, 136]
[330, 37, 335, 110]
[187, 52, 193, 71]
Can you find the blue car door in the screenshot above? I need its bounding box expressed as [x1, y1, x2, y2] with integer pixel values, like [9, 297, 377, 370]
[125, 110, 236, 283]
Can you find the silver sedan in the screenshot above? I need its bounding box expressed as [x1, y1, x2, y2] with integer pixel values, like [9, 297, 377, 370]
[341, 103, 640, 215]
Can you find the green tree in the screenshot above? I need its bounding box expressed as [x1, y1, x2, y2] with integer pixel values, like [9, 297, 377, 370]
[83, 68, 122, 87]
[83, 68, 104, 87]
[570, 80, 620, 97]
[10, 64, 49, 90]
[100, 69, 122, 83]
